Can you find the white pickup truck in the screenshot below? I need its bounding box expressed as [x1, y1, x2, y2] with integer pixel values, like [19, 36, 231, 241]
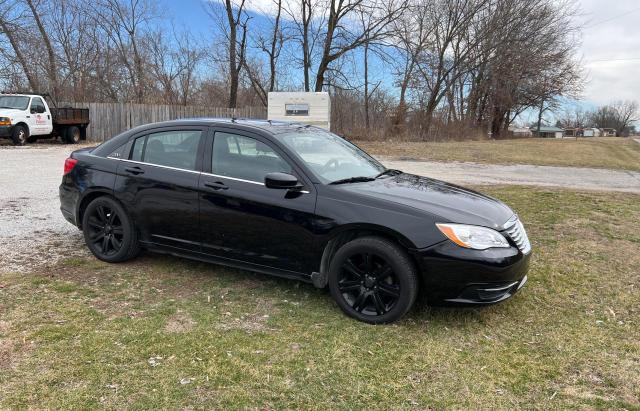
[0, 93, 90, 145]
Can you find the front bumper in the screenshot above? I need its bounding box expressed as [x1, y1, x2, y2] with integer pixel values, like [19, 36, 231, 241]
[0, 125, 13, 138]
[412, 240, 531, 305]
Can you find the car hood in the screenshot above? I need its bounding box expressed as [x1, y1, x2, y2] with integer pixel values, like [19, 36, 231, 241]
[0, 109, 25, 119]
[343, 173, 514, 230]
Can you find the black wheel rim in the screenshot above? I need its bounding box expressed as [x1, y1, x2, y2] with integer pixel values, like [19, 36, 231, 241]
[338, 253, 400, 316]
[86, 204, 124, 256]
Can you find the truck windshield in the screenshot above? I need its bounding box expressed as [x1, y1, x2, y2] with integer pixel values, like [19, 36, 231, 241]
[0, 96, 30, 110]
[279, 128, 385, 184]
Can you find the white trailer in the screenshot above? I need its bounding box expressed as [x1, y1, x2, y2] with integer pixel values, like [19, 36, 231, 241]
[267, 92, 331, 129]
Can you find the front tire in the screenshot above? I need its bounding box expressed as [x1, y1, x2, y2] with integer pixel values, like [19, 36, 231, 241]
[328, 237, 418, 324]
[82, 196, 140, 263]
[11, 125, 28, 146]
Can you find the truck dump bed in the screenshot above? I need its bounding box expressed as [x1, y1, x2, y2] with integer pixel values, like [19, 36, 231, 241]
[51, 107, 90, 126]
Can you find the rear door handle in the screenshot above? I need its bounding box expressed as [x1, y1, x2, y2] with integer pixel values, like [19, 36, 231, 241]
[204, 181, 229, 191]
[124, 166, 144, 175]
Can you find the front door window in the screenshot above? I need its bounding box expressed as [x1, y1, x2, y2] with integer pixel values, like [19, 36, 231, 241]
[211, 132, 291, 182]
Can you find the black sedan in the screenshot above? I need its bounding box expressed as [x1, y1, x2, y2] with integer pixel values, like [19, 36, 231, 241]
[59, 119, 531, 323]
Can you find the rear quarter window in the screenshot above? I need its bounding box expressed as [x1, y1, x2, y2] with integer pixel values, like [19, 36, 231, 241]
[108, 143, 127, 159]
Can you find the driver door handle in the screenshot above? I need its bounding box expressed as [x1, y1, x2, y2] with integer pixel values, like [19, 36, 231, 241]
[124, 166, 144, 175]
[204, 181, 229, 191]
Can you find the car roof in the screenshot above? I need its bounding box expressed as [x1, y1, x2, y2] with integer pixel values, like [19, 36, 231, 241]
[92, 118, 330, 158]
[0, 94, 36, 98]
[146, 118, 321, 136]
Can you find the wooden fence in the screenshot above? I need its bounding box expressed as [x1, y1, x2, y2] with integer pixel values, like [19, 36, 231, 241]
[64, 102, 267, 142]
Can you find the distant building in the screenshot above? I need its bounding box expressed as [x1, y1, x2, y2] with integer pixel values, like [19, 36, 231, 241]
[563, 127, 581, 137]
[531, 126, 564, 138]
[583, 128, 601, 137]
[601, 128, 617, 137]
[508, 126, 532, 137]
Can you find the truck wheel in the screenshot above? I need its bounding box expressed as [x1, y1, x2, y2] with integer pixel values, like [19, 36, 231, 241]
[65, 126, 81, 144]
[11, 125, 28, 146]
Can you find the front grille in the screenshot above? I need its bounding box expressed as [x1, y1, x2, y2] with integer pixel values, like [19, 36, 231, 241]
[503, 216, 531, 254]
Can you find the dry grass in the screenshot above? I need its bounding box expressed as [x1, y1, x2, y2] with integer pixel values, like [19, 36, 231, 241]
[356, 137, 640, 171]
[0, 186, 639, 409]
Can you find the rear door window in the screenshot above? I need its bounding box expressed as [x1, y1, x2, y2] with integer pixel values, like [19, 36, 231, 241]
[129, 130, 202, 171]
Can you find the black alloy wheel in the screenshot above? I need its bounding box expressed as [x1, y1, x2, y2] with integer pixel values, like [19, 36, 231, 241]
[329, 237, 418, 324]
[339, 253, 400, 315]
[82, 196, 140, 263]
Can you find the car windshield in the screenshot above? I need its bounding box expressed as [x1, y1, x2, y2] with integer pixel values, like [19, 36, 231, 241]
[0, 96, 30, 110]
[279, 128, 386, 184]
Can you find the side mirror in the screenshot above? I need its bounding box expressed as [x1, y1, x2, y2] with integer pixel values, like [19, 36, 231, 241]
[265, 172, 302, 190]
[37, 105, 46, 113]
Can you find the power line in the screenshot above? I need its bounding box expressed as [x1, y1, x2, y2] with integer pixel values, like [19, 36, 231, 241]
[587, 5, 640, 27]
[585, 57, 640, 63]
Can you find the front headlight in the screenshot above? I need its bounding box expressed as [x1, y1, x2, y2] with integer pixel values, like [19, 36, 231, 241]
[436, 223, 510, 250]
[0, 117, 11, 126]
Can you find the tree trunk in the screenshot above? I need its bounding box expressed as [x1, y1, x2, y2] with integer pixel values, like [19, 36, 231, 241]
[364, 42, 369, 131]
[26, 0, 59, 98]
[227, 1, 238, 108]
[536, 100, 545, 136]
[269, 0, 282, 92]
[302, 0, 310, 92]
[0, 19, 39, 90]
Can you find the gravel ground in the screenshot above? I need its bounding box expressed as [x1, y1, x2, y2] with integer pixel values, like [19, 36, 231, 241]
[381, 157, 640, 194]
[1, 143, 638, 272]
[0, 144, 91, 272]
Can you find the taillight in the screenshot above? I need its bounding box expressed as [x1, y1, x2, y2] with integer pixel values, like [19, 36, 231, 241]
[63, 158, 78, 175]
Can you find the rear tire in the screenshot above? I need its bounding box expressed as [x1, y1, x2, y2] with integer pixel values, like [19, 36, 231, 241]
[65, 126, 81, 144]
[11, 125, 28, 146]
[328, 236, 418, 324]
[82, 196, 140, 263]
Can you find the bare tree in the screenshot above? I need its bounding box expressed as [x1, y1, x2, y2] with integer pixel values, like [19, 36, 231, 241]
[313, 0, 406, 92]
[94, 0, 157, 103]
[24, 0, 60, 98]
[208, 0, 250, 108]
[0, 0, 39, 90]
[390, 1, 433, 126]
[590, 100, 639, 136]
[243, 0, 288, 106]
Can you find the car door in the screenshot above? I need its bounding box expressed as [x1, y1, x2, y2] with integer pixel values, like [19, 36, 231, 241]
[114, 126, 207, 251]
[28, 97, 51, 135]
[198, 128, 318, 273]
[25, 97, 39, 135]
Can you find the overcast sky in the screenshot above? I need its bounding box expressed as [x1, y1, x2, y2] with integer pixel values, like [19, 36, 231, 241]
[577, 0, 640, 105]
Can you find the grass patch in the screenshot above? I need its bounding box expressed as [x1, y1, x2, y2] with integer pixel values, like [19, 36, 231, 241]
[1, 186, 639, 409]
[357, 137, 640, 171]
